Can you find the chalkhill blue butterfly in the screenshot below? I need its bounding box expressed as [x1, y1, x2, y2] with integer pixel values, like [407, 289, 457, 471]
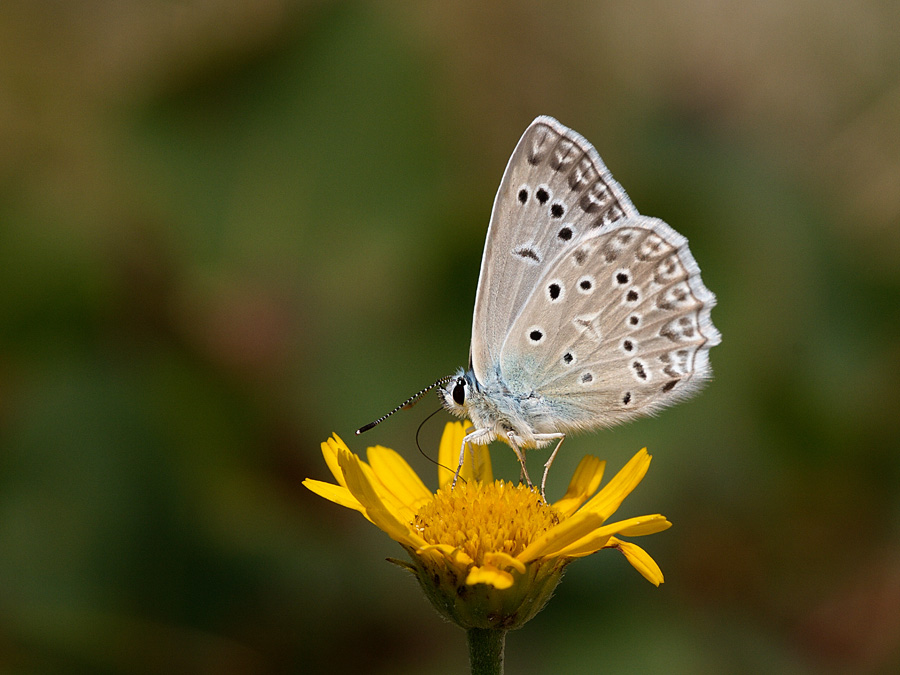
[359, 116, 720, 496]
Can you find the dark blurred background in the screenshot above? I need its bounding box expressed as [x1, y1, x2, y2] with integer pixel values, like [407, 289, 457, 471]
[2, 2, 899, 673]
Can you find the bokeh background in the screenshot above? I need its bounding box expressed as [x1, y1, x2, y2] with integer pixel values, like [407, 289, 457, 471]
[2, 2, 899, 673]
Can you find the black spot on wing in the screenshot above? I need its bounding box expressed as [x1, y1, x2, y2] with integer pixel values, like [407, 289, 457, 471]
[513, 246, 541, 263]
[632, 361, 647, 380]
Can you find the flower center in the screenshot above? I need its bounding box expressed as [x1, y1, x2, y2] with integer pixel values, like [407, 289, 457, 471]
[413, 481, 560, 563]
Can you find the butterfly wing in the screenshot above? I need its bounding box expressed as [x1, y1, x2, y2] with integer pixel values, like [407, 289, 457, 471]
[499, 216, 721, 432]
[470, 116, 638, 383]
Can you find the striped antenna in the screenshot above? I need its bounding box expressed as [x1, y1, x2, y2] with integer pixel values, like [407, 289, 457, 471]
[356, 376, 454, 435]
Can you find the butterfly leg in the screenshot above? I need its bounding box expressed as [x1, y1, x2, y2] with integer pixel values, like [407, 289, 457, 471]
[504, 431, 535, 488]
[539, 434, 567, 501]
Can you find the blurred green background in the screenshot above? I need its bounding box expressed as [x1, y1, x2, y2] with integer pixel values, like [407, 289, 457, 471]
[2, 2, 899, 673]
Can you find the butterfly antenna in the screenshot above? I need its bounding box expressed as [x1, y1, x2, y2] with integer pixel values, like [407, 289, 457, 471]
[414, 405, 464, 482]
[356, 376, 453, 435]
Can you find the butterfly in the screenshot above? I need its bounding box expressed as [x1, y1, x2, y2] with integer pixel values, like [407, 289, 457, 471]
[359, 116, 720, 496]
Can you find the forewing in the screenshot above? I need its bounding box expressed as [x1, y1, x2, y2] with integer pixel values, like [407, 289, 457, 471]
[499, 216, 721, 431]
[469, 116, 638, 382]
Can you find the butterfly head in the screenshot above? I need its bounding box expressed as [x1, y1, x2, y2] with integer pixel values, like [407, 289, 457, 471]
[437, 369, 477, 419]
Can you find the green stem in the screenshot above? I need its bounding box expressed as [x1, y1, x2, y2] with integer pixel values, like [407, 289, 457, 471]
[466, 627, 506, 675]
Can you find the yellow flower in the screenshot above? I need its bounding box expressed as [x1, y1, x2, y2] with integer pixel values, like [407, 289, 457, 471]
[303, 421, 671, 631]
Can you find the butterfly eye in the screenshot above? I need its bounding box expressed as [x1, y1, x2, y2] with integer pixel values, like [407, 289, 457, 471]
[452, 379, 466, 406]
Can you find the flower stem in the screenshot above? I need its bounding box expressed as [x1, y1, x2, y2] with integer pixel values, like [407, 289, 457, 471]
[466, 627, 506, 675]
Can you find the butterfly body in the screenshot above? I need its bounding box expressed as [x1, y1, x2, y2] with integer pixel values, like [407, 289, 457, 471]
[439, 367, 563, 450]
[434, 116, 720, 491]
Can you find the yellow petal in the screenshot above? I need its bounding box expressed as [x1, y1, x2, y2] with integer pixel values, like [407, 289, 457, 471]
[552, 515, 669, 558]
[437, 421, 463, 488]
[367, 445, 432, 510]
[484, 551, 526, 575]
[338, 449, 427, 549]
[418, 543, 458, 556]
[517, 510, 605, 563]
[464, 442, 493, 484]
[302, 479, 365, 514]
[449, 547, 475, 568]
[437, 421, 493, 487]
[552, 455, 606, 517]
[617, 515, 672, 537]
[466, 564, 514, 589]
[579, 449, 651, 522]
[549, 532, 614, 559]
[605, 537, 665, 586]
[419, 544, 474, 568]
[321, 434, 352, 487]
[353, 453, 420, 523]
